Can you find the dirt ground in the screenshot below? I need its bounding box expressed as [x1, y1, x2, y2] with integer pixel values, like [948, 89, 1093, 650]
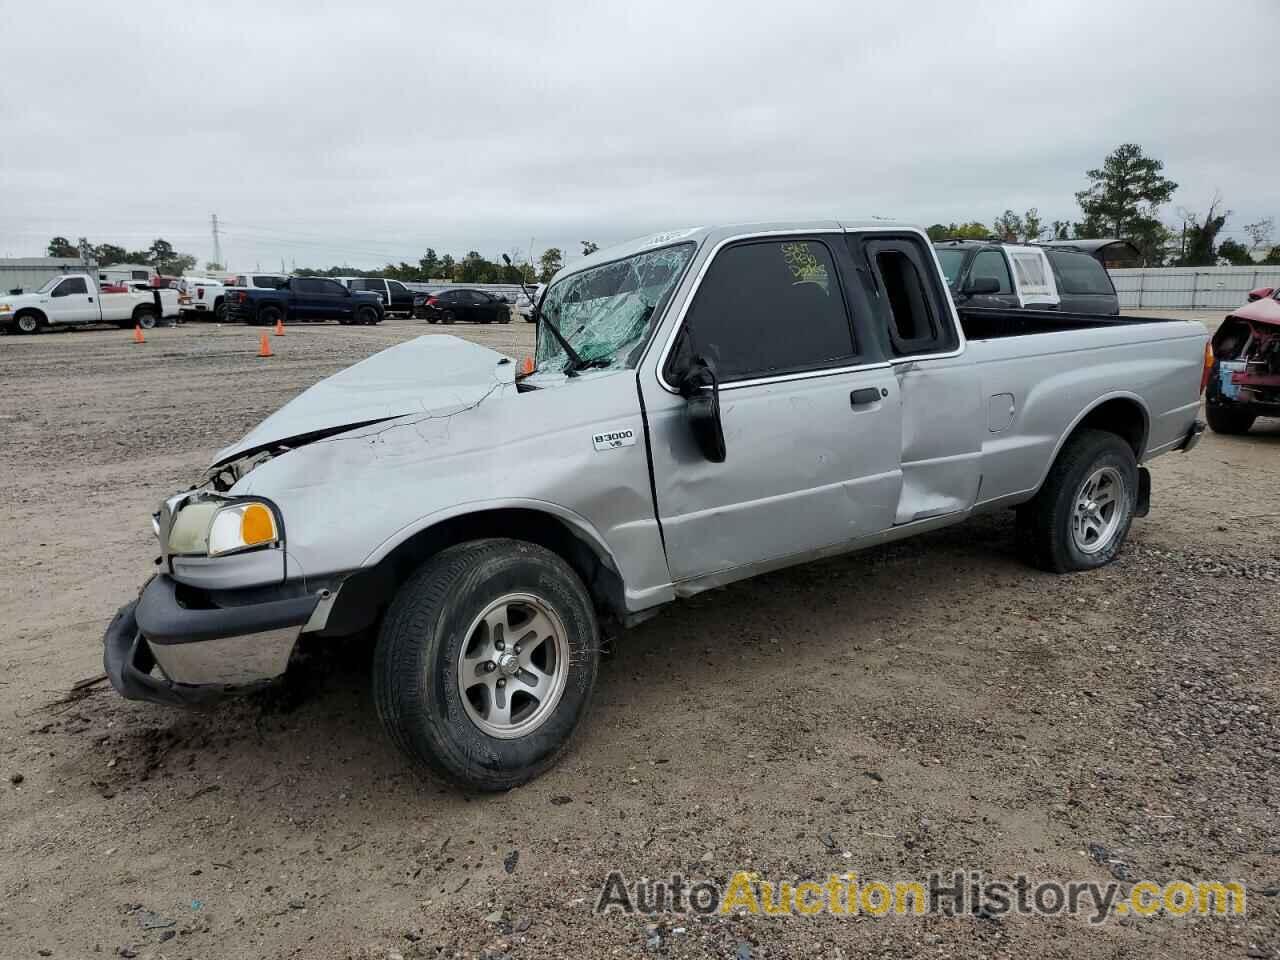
[1, 314, 1278, 960]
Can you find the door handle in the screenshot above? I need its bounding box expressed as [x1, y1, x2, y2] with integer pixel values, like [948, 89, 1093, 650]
[850, 387, 885, 407]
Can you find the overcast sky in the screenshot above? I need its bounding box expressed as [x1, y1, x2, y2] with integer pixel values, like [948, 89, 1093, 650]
[2, 1, 1276, 270]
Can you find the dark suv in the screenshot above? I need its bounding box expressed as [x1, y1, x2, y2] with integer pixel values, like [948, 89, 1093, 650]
[226, 276, 384, 326]
[421, 288, 512, 324]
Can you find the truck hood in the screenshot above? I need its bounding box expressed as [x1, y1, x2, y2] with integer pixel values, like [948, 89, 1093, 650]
[212, 334, 515, 467]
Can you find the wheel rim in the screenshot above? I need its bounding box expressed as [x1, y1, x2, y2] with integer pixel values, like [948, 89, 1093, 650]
[138, 313, 156, 329]
[17, 315, 37, 333]
[456, 593, 570, 739]
[1071, 466, 1126, 555]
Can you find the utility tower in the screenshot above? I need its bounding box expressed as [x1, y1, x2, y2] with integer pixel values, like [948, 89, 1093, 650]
[211, 213, 223, 267]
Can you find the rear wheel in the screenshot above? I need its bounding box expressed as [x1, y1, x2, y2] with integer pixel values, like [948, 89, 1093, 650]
[134, 308, 157, 330]
[1016, 429, 1138, 573]
[1206, 404, 1255, 435]
[14, 312, 42, 334]
[214, 301, 227, 323]
[373, 539, 600, 791]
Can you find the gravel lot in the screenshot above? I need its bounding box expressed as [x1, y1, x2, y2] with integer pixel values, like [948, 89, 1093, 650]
[2, 314, 1278, 960]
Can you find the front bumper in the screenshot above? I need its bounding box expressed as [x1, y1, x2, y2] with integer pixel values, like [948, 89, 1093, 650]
[104, 575, 320, 707]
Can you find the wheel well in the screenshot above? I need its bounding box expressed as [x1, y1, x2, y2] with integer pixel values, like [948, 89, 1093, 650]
[1071, 398, 1147, 460]
[132, 303, 157, 319]
[319, 508, 627, 638]
[13, 307, 45, 324]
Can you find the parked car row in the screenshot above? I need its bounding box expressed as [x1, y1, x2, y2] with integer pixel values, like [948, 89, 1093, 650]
[225, 276, 384, 326]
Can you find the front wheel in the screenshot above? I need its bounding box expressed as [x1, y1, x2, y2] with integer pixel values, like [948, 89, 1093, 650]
[14, 313, 42, 334]
[373, 539, 600, 791]
[356, 306, 379, 325]
[1016, 429, 1138, 573]
[256, 305, 282, 328]
[1206, 404, 1255, 435]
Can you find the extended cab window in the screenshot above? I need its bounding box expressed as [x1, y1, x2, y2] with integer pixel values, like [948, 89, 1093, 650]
[254, 275, 283, 288]
[969, 250, 1013, 294]
[53, 278, 89, 296]
[671, 239, 855, 382]
[388, 281, 408, 294]
[861, 236, 957, 357]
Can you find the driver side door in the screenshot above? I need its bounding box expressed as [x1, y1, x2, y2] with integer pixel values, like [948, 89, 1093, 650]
[49, 277, 97, 324]
[639, 235, 903, 584]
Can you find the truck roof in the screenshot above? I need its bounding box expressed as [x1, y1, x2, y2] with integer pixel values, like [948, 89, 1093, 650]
[561, 220, 925, 281]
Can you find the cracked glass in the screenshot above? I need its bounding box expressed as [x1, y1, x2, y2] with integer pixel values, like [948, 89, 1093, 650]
[535, 243, 695, 374]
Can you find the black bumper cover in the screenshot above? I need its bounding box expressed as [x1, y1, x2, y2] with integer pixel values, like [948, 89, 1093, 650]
[103, 575, 319, 707]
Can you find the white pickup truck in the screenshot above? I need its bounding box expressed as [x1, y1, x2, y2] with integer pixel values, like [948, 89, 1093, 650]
[1, 274, 179, 334]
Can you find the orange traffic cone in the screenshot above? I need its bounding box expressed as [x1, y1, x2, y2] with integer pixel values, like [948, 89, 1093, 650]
[257, 333, 273, 358]
[132, 324, 145, 344]
[274, 317, 285, 336]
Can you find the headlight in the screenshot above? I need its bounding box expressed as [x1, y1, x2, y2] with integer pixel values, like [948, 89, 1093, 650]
[0, 304, 11, 314]
[167, 499, 280, 557]
[208, 502, 280, 556]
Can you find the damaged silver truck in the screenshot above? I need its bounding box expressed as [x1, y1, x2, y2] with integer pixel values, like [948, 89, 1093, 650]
[104, 221, 1209, 791]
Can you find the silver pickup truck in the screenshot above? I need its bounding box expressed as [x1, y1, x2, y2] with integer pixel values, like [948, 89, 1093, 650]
[104, 221, 1208, 790]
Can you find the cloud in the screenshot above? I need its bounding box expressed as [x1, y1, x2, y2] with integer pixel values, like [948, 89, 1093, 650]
[1, 0, 1275, 267]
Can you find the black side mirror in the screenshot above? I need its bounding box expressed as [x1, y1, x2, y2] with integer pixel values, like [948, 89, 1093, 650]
[678, 357, 726, 463]
[962, 276, 1001, 295]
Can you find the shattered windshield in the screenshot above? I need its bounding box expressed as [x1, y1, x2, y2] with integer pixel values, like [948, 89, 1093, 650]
[535, 243, 695, 374]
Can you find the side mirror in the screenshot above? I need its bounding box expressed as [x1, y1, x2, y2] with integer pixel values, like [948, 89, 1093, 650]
[962, 276, 1001, 295]
[678, 357, 726, 463]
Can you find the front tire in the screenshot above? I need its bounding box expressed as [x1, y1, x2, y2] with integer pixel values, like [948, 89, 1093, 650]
[256, 305, 282, 328]
[356, 306, 379, 325]
[1016, 429, 1138, 573]
[1206, 403, 1255, 435]
[14, 312, 42, 334]
[373, 539, 600, 791]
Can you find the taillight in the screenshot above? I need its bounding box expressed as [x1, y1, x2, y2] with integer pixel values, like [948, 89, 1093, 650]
[1200, 341, 1214, 395]
[197, 286, 205, 300]
[238, 292, 248, 304]
[427, 296, 438, 305]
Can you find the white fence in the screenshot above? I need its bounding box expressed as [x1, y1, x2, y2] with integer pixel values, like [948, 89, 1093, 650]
[1109, 266, 1280, 310]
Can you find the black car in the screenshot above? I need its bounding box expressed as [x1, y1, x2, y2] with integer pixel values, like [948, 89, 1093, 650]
[934, 239, 1121, 316]
[421, 288, 512, 324]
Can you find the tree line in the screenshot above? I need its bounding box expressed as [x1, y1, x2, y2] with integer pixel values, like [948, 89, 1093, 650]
[46, 236, 199, 275]
[926, 143, 1279, 266]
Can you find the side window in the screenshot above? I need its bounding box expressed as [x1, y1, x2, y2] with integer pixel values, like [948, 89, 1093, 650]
[969, 250, 1013, 294]
[319, 279, 345, 295]
[294, 278, 324, 294]
[1049, 252, 1115, 296]
[862, 236, 956, 357]
[388, 281, 407, 294]
[1008, 252, 1053, 297]
[253, 275, 283, 288]
[131, 271, 149, 281]
[54, 277, 89, 296]
[671, 238, 855, 382]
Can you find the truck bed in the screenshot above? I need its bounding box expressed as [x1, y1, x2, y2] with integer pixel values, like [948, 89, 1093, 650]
[957, 306, 1164, 341]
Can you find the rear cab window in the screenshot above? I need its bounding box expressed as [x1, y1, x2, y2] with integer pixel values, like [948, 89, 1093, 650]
[970, 250, 1013, 294]
[665, 237, 858, 383]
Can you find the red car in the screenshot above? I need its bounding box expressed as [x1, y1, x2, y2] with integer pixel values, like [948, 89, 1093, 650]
[1207, 287, 1280, 434]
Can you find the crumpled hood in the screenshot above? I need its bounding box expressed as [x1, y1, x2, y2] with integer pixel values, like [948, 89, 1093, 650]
[212, 334, 514, 466]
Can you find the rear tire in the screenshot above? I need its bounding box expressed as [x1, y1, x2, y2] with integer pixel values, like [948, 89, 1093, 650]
[1016, 429, 1138, 573]
[214, 301, 227, 323]
[134, 308, 157, 330]
[1206, 404, 1255, 435]
[373, 539, 600, 791]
